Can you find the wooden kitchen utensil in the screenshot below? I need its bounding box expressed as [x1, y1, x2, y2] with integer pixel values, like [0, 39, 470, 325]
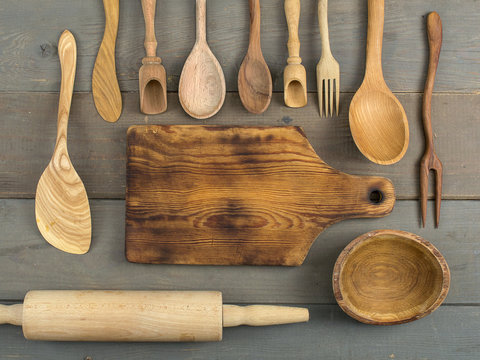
[35, 30, 91, 254]
[139, 0, 167, 115]
[92, 0, 122, 123]
[178, 0, 226, 119]
[0, 290, 309, 342]
[316, 0, 340, 117]
[126, 125, 396, 266]
[349, 0, 409, 165]
[420, 12, 443, 228]
[284, 0, 307, 108]
[333, 230, 450, 325]
[238, 0, 272, 114]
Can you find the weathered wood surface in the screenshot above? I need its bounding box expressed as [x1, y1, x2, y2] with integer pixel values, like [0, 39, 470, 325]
[0, 0, 478, 93]
[0, 304, 479, 360]
[1, 92, 478, 199]
[0, 199, 478, 304]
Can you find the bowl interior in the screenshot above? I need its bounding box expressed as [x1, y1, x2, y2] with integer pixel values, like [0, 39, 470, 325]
[338, 233, 446, 324]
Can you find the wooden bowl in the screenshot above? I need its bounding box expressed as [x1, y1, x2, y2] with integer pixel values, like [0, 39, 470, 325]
[332, 230, 450, 325]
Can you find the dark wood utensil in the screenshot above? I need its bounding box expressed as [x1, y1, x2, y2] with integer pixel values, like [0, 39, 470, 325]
[420, 12, 443, 228]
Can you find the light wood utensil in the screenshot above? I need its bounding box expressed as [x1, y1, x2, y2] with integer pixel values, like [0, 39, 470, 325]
[178, 0, 226, 119]
[35, 30, 91, 255]
[420, 12, 443, 228]
[349, 0, 409, 165]
[139, 0, 167, 115]
[316, 0, 339, 117]
[0, 290, 309, 342]
[284, 0, 307, 108]
[333, 230, 450, 325]
[238, 0, 272, 114]
[92, 0, 122, 123]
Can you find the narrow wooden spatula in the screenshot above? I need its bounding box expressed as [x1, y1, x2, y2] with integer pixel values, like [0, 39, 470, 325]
[35, 30, 91, 254]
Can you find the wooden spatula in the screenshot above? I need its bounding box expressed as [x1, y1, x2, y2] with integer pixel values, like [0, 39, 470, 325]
[35, 30, 91, 254]
[92, 0, 122, 122]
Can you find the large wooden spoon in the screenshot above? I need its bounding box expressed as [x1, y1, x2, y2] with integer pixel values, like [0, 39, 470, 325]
[349, 0, 409, 165]
[238, 0, 272, 114]
[35, 30, 91, 254]
[178, 0, 226, 119]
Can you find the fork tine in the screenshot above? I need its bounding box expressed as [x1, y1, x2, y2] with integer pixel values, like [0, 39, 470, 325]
[434, 166, 443, 228]
[318, 78, 324, 117]
[419, 162, 428, 227]
[335, 77, 340, 116]
[329, 79, 334, 117]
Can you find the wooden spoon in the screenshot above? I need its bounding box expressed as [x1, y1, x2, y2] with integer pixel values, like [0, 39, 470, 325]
[35, 30, 91, 255]
[349, 0, 409, 165]
[178, 0, 226, 119]
[92, 0, 122, 123]
[139, 0, 167, 115]
[238, 0, 272, 114]
[283, 0, 307, 108]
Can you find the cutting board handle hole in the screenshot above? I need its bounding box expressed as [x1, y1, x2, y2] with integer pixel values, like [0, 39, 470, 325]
[369, 190, 384, 204]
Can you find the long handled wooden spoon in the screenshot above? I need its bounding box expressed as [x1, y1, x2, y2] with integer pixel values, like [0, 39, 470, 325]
[92, 0, 122, 123]
[284, 0, 307, 108]
[35, 30, 91, 255]
[179, 0, 226, 119]
[349, 0, 409, 165]
[238, 0, 272, 114]
[139, 0, 167, 115]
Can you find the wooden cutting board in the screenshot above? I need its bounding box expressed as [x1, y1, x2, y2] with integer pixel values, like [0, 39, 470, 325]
[125, 125, 395, 266]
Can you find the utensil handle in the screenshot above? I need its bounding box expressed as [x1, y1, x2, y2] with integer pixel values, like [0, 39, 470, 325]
[141, 0, 158, 57]
[56, 30, 76, 147]
[223, 305, 309, 327]
[196, 0, 207, 43]
[0, 304, 23, 326]
[423, 12, 442, 149]
[248, 0, 261, 51]
[318, 0, 332, 57]
[285, 0, 301, 64]
[365, 0, 384, 80]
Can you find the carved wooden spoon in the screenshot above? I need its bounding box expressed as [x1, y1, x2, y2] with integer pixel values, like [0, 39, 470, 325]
[178, 0, 226, 119]
[35, 30, 91, 254]
[238, 0, 272, 114]
[349, 0, 409, 165]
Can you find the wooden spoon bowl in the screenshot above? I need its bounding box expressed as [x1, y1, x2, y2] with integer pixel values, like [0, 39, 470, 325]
[333, 230, 450, 325]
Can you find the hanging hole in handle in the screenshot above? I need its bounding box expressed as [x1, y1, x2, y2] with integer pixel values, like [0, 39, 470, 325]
[369, 190, 384, 204]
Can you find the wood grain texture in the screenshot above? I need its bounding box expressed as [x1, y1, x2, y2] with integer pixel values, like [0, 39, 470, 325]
[0, 92, 478, 200]
[349, 0, 409, 165]
[178, 0, 226, 119]
[34, 31, 91, 255]
[333, 230, 450, 325]
[238, 0, 272, 114]
[125, 125, 395, 266]
[0, 305, 479, 359]
[92, 0, 122, 123]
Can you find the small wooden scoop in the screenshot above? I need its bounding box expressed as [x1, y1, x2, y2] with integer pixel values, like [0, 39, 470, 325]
[179, 0, 226, 119]
[349, 0, 409, 165]
[238, 0, 272, 114]
[139, 0, 167, 115]
[35, 30, 91, 254]
[284, 0, 307, 108]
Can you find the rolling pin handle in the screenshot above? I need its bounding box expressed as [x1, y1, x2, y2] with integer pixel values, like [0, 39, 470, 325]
[222, 305, 309, 327]
[0, 304, 23, 326]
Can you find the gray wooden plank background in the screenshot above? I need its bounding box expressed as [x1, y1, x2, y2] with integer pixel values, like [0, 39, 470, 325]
[0, 0, 479, 358]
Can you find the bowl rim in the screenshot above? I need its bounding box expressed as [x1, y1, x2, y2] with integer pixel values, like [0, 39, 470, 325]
[332, 229, 451, 325]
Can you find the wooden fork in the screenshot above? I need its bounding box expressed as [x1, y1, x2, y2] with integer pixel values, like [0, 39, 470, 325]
[316, 0, 340, 116]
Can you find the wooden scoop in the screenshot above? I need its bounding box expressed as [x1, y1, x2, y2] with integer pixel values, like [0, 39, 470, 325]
[35, 30, 91, 255]
[179, 0, 226, 119]
[92, 0, 122, 123]
[349, 0, 409, 165]
[238, 0, 272, 114]
[283, 0, 307, 108]
[139, 0, 167, 115]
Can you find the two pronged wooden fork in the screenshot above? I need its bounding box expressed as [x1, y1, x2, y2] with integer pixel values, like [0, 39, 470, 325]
[316, 0, 340, 116]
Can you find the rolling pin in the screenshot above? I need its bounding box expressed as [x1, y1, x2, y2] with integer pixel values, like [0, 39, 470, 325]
[0, 291, 309, 342]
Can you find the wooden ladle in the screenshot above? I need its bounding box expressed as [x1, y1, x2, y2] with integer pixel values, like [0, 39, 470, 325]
[139, 0, 167, 115]
[349, 0, 409, 165]
[238, 0, 272, 114]
[35, 30, 91, 254]
[178, 0, 226, 119]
